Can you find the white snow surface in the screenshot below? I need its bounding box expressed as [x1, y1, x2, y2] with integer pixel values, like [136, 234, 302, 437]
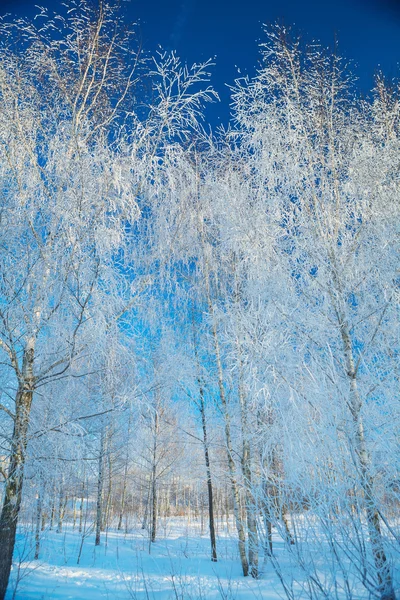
[8, 521, 284, 600]
[7, 519, 398, 599]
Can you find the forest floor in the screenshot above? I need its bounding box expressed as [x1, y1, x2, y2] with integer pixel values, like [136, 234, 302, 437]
[6, 519, 398, 599]
[6, 519, 284, 600]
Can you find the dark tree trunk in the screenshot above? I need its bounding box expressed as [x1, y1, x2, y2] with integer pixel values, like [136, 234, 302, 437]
[79, 478, 86, 534]
[0, 376, 34, 600]
[118, 463, 128, 531]
[95, 427, 106, 546]
[103, 455, 112, 533]
[193, 311, 217, 562]
[198, 384, 217, 562]
[141, 483, 150, 530]
[151, 476, 157, 543]
[150, 411, 158, 544]
[49, 496, 55, 530]
[34, 477, 45, 560]
[56, 482, 67, 534]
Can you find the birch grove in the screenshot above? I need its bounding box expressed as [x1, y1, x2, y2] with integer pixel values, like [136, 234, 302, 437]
[0, 4, 399, 600]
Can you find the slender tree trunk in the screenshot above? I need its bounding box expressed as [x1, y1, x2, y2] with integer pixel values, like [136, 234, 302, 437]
[192, 315, 218, 562]
[281, 504, 294, 545]
[79, 480, 85, 534]
[340, 320, 396, 600]
[258, 403, 294, 554]
[265, 515, 273, 554]
[220, 383, 248, 574]
[224, 487, 230, 532]
[57, 495, 67, 534]
[238, 375, 258, 578]
[0, 343, 35, 600]
[270, 448, 294, 545]
[142, 481, 151, 530]
[72, 497, 77, 530]
[56, 481, 66, 534]
[260, 460, 273, 562]
[118, 418, 131, 531]
[210, 319, 248, 574]
[95, 427, 106, 546]
[103, 451, 113, 532]
[242, 448, 258, 577]
[199, 386, 217, 561]
[118, 463, 128, 531]
[150, 412, 158, 543]
[49, 499, 55, 530]
[200, 493, 204, 535]
[165, 485, 170, 518]
[201, 251, 249, 576]
[41, 510, 46, 532]
[151, 475, 157, 543]
[34, 478, 45, 560]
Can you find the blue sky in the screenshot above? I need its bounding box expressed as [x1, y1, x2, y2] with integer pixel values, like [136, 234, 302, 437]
[1, 0, 399, 125]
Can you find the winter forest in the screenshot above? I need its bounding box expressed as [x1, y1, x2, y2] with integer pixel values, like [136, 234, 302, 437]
[0, 1, 399, 599]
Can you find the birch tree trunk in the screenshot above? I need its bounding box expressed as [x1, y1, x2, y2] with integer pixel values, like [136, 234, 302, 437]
[118, 414, 131, 531]
[211, 317, 249, 576]
[150, 411, 159, 543]
[142, 482, 151, 530]
[340, 319, 396, 600]
[0, 344, 35, 600]
[79, 479, 85, 534]
[95, 427, 106, 546]
[103, 449, 113, 532]
[199, 384, 218, 561]
[56, 481, 66, 534]
[118, 460, 129, 532]
[202, 255, 249, 576]
[49, 499, 55, 530]
[193, 315, 218, 562]
[41, 509, 46, 532]
[34, 480, 44, 560]
[238, 376, 258, 578]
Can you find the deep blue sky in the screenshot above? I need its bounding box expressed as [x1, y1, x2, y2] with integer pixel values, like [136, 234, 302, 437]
[1, 0, 399, 125]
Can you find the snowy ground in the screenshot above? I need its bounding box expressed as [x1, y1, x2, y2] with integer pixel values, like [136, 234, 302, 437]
[6, 519, 399, 599]
[8, 520, 280, 600]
